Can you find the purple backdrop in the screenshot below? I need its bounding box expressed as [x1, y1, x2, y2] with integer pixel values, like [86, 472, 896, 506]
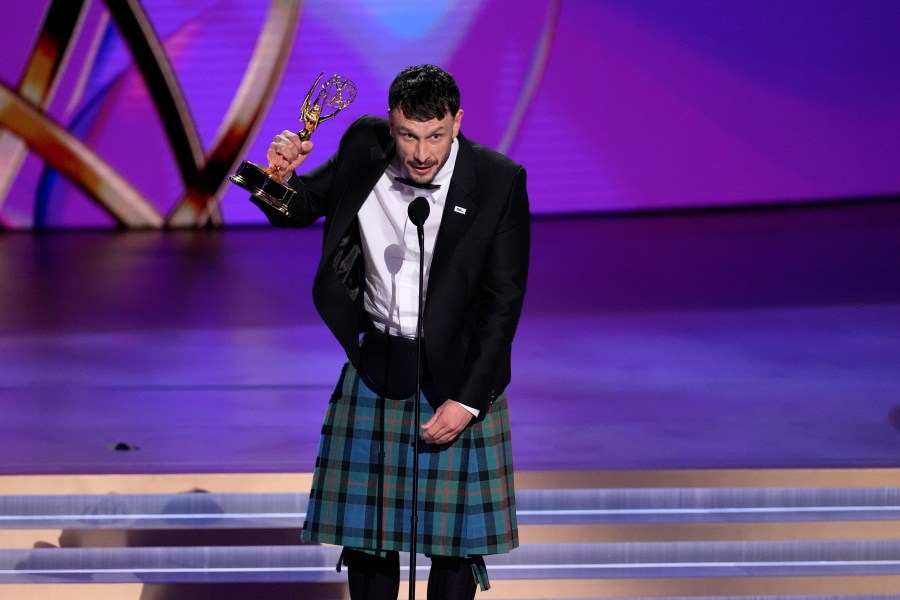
[1, 0, 898, 228]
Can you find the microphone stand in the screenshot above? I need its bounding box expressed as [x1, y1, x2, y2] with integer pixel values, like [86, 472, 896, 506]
[407, 196, 430, 600]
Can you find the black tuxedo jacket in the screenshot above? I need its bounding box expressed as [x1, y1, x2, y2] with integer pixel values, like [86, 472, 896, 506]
[254, 116, 530, 412]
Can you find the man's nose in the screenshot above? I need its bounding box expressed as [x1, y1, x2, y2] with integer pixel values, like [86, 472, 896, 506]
[413, 141, 428, 163]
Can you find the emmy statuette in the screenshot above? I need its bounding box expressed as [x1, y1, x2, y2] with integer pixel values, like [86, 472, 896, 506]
[230, 72, 357, 217]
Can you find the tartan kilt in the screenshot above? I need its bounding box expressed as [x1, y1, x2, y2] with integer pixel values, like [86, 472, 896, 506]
[301, 361, 519, 558]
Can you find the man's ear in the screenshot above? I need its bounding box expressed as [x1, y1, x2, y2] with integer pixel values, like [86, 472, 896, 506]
[453, 109, 464, 138]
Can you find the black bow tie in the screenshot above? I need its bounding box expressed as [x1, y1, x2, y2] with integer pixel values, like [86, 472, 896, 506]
[394, 176, 440, 191]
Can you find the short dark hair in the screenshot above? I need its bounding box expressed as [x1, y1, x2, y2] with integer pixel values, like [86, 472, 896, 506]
[388, 64, 460, 121]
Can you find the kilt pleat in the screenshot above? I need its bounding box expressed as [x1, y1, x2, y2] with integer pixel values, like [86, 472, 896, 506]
[301, 362, 519, 558]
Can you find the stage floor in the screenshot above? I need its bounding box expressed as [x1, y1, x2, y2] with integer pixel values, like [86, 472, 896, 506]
[2, 200, 899, 476]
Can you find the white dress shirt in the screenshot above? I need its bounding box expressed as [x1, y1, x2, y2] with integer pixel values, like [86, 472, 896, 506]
[357, 140, 456, 337]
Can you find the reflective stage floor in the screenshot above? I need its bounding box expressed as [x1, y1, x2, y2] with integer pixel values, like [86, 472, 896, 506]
[2, 199, 899, 476]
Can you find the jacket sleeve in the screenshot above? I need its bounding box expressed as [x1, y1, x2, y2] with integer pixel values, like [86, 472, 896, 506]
[249, 154, 335, 228]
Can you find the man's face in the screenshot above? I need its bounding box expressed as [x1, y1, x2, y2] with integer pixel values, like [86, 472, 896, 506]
[388, 107, 463, 185]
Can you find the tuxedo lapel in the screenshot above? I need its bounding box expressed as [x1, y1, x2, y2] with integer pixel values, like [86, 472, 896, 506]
[322, 138, 395, 260]
[427, 135, 478, 300]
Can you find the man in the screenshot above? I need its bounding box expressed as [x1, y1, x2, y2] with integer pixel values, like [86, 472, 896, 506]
[255, 64, 529, 600]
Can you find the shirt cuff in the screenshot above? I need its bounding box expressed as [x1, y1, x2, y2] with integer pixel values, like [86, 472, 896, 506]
[457, 401, 480, 418]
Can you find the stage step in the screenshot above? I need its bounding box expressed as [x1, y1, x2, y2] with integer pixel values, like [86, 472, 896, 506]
[2, 473, 900, 597]
[3, 540, 900, 584]
[3, 486, 900, 530]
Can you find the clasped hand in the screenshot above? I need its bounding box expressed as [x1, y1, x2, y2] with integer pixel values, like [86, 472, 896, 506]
[420, 400, 474, 445]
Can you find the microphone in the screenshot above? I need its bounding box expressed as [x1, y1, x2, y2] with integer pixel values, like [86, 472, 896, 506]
[407, 194, 430, 600]
[408, 196, 430, 227]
